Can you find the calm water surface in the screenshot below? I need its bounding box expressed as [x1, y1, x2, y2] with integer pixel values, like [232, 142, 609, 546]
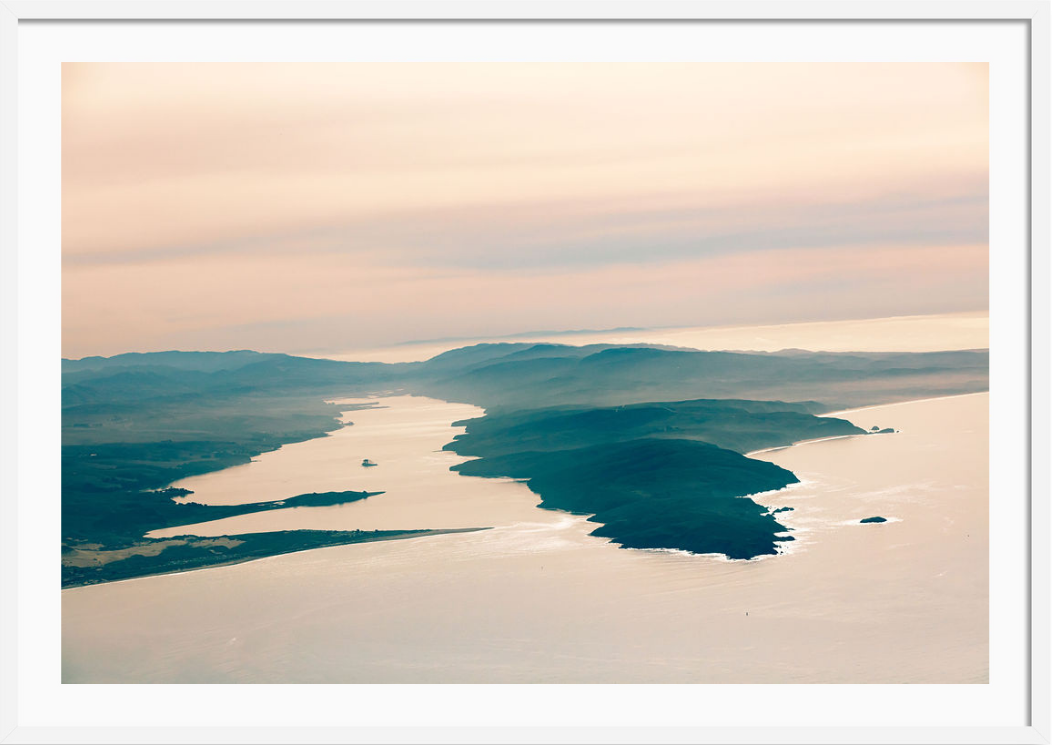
[62, 393, 988, 683]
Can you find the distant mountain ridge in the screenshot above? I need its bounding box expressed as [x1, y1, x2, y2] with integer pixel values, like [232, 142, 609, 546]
[63, 342, 990, 413]
[62, 349, 278, 373]
[413, 343, 990, 411]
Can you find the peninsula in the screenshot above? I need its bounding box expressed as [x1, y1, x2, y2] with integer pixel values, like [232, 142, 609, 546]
[445, 398, 868, 558]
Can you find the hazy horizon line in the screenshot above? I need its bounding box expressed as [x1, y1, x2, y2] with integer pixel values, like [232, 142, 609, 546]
[62, 309, 989, 362]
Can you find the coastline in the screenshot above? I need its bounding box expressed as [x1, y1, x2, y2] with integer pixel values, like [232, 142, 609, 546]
[821, 390, 988, 418]
[61, 527, 490, 591]
[63, 390, 989, 683]
[746, 434, 865, 457]
[745, 391, 989, 565]
[65, 390, 990, 588]
[746, 390, 989, 457]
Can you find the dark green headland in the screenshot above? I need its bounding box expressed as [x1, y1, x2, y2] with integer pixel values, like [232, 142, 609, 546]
[446, 398, 869, 558]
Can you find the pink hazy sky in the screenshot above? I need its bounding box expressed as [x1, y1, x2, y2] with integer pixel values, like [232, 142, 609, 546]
[62, 62, 988, 358]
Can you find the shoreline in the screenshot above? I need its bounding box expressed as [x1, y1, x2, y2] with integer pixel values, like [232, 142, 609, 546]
[746, 434, 866, 457]
[740, 392, 989, 543]
[747, 390, 988, 458]
[68, 390, 989, 587]
[743, 391, 989, 563]
[821, 390, 988, 418]
[61, 527, 490, 591]
[63, 386, 988, 683]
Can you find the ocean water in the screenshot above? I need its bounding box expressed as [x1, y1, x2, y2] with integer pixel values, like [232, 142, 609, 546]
[62, 393, 988, 683]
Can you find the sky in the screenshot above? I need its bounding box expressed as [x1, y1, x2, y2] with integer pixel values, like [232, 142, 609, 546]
[62, 62, 988, 359]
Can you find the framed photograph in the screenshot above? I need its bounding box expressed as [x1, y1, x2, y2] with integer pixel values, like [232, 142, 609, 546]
[1, 1, 1048, 743]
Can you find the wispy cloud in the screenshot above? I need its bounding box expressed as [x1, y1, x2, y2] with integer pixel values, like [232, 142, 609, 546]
[63, 242, 987, 356]
[64, 185, 987, 270]
[62, 62, 988, 357]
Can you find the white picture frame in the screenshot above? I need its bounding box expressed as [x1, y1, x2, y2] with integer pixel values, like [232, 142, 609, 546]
[0, 2, 1048, 743]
